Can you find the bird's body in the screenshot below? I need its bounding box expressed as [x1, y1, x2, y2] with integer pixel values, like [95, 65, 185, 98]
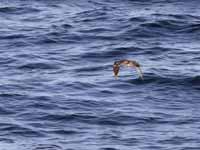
[113, 59, 143, 80]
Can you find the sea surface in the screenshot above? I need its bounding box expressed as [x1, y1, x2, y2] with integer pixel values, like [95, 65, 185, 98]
[0, 0, 200, 150]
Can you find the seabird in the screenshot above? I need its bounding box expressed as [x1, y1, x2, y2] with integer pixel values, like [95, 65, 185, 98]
[113, 59, 144, 80]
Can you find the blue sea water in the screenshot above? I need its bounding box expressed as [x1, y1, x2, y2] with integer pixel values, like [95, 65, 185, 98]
[0, 0, 200, 150]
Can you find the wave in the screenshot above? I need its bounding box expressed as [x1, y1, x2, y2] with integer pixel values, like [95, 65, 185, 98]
[0, 123, 44, 137]
[0, 92, 26, 98]
[0, 0, 199, 148]
[60, 23, 73, 29]
[0, 6, 40, 14]
[126, 74, 200, 85]
[131, 14, 200, 35]
[32, 144, 62, 150]
[80, 46, 142, 61]
[177, 23, 200, 33]
[48, 129, 79, 135]
[142, 20, 183, 29]
[129, 16, 147, 22]
[26, 110, 192, 126]
[158, 136, 196, 145]
[139, 19, 184, 34]
[126, 15, 200, 37]
[190, 76, 200, 85]
[0, 106, 15, 115]
[79, 46, 175, 62]
[78, 27, 116, 33]
[0, 138, 14, 144]
[100, 148, 119, 150]
[152, 13, 200, 21]
[0, 34, 28, 40]
[75, 9, 107, 19]
[18, 62, 59, 70]
[74, 65, 107, 73]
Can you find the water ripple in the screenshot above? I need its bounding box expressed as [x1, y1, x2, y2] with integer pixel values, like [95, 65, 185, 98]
[0, 0, 199, 149]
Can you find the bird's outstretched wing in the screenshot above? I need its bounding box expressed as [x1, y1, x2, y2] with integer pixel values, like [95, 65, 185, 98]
[135, 67, 144, 80]
[113, 60, 144, 80]
[113, 64, 119, 78]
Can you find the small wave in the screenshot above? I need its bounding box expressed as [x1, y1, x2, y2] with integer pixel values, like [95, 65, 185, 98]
[68, 99, 113, 110]
[153, 13, 200, 21]
[129, 16, 147, 22]
[33, 144, 62, 150]
[0, 57, 17, 65]
[0, 34, 28, 40]
[190, 76, 200, 85]
[35, 33, 82, 44]
[177, 23, 200, 33]
[18, 62, 59, 70]
[26, 102, 57, 111]
[124, 27, 164, 38]
[80, 47, 142, 61]
[100, 148, 119, 150]
[0, 6, 40, 14]
[75, 9, 107, 18]
[0, 123, 44, 137]
[0, 93, 25, 98]
[34, 113, 98, 123]
[0, 138, 14, 144]
[76, 16, 107, 23]
[39, 37, 59, 44]
[123, 74, 200, 88]
[74, 65, 107, 73]
[140, 19, 184, 31]
[74, 8, 108, 23]
[31, 111, 168, 126]
[15, 54, 42, 60]
[61, 23, 73, 29]
[0, 6, 21, 13]
[97, 114, 166, 126]
[0, 106, 15, 115]
[135, 46, 175, 55]
[81, 34, 117, 41]
[80, 52, 113, 60]
[51, 23, 73, 31]
[48, 129, 79, 135]
[78, 27, 116, 33]
[158, 136, 195, 145]
[70, 81, 96, 90]
[143, 14, 200, 34]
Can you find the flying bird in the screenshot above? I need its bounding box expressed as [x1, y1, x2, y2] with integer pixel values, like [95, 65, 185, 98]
[113, 59, 144, 80]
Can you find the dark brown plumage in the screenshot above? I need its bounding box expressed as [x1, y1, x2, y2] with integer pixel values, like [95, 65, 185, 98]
[113, 59, 143, 80]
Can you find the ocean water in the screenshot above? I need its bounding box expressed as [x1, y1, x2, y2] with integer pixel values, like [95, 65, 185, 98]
[0, 0, 200, 150]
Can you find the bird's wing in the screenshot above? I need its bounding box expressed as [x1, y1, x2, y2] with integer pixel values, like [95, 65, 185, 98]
[136, 67, 144, 80]
[113, 64, 120, 78]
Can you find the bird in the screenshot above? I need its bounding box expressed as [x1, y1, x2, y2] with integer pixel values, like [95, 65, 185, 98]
[113, 59, 144, 80]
